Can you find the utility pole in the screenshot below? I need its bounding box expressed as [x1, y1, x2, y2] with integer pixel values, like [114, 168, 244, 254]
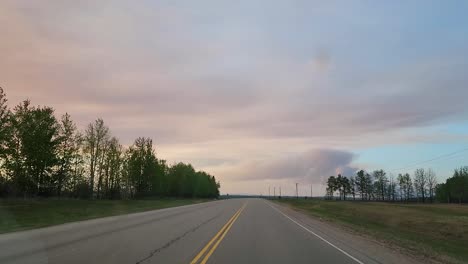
[280, 187, 282, 197]
[296, 183, 299, 199]
[269, 186, 270, 198]
[311, 184, 313, 198]
[274, 187, 276, 197]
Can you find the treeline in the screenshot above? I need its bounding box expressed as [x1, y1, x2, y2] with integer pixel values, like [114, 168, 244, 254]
[326, 168, 439, 203]
[0, 87, 220, 199]
[436, 167, 468, 203]
[326, 167, 468, 203]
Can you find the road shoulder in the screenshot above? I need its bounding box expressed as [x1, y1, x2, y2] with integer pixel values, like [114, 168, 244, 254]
[270, 200, 432, 264]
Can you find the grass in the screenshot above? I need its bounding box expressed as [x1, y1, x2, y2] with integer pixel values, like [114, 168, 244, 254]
[0, 198, 209, 234]
[276, 199, 468, 264]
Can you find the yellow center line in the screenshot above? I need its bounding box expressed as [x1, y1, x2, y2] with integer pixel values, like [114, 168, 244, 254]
[190, 206, 242, 264]
[200, 204, 246, 264]
[191, 203, 247, 264]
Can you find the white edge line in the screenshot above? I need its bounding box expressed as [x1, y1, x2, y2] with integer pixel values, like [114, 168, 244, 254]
[266, 201, 365, 264]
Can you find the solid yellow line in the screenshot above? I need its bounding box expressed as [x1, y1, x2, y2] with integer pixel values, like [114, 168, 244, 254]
[190, 204, 244, 264]
[200, 204, 246, 264]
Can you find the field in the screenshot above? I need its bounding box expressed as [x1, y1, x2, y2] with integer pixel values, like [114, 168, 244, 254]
[277, 199, 468, 264]
[0, 198, 208, 234]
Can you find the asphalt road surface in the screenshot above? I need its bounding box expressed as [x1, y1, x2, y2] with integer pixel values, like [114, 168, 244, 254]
[0, 198, 417, 264]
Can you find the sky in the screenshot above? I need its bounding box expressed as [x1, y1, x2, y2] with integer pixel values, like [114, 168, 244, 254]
[1, 1, 468, 196]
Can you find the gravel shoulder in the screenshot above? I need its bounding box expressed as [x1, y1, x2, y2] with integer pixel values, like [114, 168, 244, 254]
[272, 200, 432, 264]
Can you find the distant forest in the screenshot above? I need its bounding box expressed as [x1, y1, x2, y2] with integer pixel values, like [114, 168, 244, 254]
[0, 87, 220, 199]
[325, 167, 468, 203]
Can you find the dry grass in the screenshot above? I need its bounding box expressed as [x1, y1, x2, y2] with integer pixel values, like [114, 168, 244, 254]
[277, 199, 468, 263]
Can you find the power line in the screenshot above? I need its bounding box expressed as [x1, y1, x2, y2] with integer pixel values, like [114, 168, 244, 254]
[390, 147, 468, 172]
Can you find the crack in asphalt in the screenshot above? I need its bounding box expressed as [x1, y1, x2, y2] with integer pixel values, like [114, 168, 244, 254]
[0, 203, 219, 262]
[135, 212, 222, 264]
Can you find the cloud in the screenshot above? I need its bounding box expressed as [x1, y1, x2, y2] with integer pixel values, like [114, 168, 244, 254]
[217, 149, 358, 183]
[1, 1, 468, 194]
[3, 2, 468, 146]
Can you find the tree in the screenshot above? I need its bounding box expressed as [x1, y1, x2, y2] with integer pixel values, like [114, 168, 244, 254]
[84, 118, 109, 197]
[388, 173, 397, 202]
[426, 168, 437, 203]
[69, 132, 85, 197]
[167, 162, 197, 197]
[435, 183, 449, 203]
[405, 173, 414, 201]
[0, 87, 9, 159]
[414, 168, 428, 202]
[125, 137, 163, 197]
[55, 113, 80, 196]
[349, 176, 356, 200]
[5, 101, 61, 196]
[96, 137, 111, 199]
[0, 88, 8, 179]
[364, 172, 373, 200]
[355, 170, 367, 200]
[103, 137, 123, 199]
[3, 101, 26, 196]
[0, 87, 11, 196]
[373, 169, 388, 201]
[438, 167, 468, 204]
[194, 171, 219, 198]
[326, 176, 337, 199]
[326, 174, 351, 200]
[336, 174, 345, 199]
[336, 174, 351, 200]
[397, 173, 409, 201]
[0, 89, 220, 199]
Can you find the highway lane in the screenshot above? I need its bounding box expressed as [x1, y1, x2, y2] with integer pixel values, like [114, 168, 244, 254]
[207, 200, 357, 264]
[0, 198, 416, 264]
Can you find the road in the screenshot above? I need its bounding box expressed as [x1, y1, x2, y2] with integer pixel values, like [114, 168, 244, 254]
[0, 198, 417, 264]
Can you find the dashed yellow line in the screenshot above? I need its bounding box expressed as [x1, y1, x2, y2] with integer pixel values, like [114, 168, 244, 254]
[191, 203, 247, 264]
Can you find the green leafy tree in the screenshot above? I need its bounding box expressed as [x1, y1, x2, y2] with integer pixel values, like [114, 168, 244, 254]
[435, 183, 449, 203]
[125, 137, 162, 197]
[0, 87, 11, 196]
[0, 87, 9, 160]
[0, 90, 220, 199]
[55, 113, 81, 196]
[5, 100, 60, 196]
[438, 167, 468, 203]
[167, 162, 196, 197]
[3, 101, 26, 195]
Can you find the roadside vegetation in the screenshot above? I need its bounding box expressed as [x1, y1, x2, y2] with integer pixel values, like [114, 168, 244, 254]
[0, 198, 207, 233]
[324, 167, 468, 204]
[279, 164, 468, 262]
[277, 199, 468, 264]
[0, 87, 220, 200]
[0, 87, 220, 233]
